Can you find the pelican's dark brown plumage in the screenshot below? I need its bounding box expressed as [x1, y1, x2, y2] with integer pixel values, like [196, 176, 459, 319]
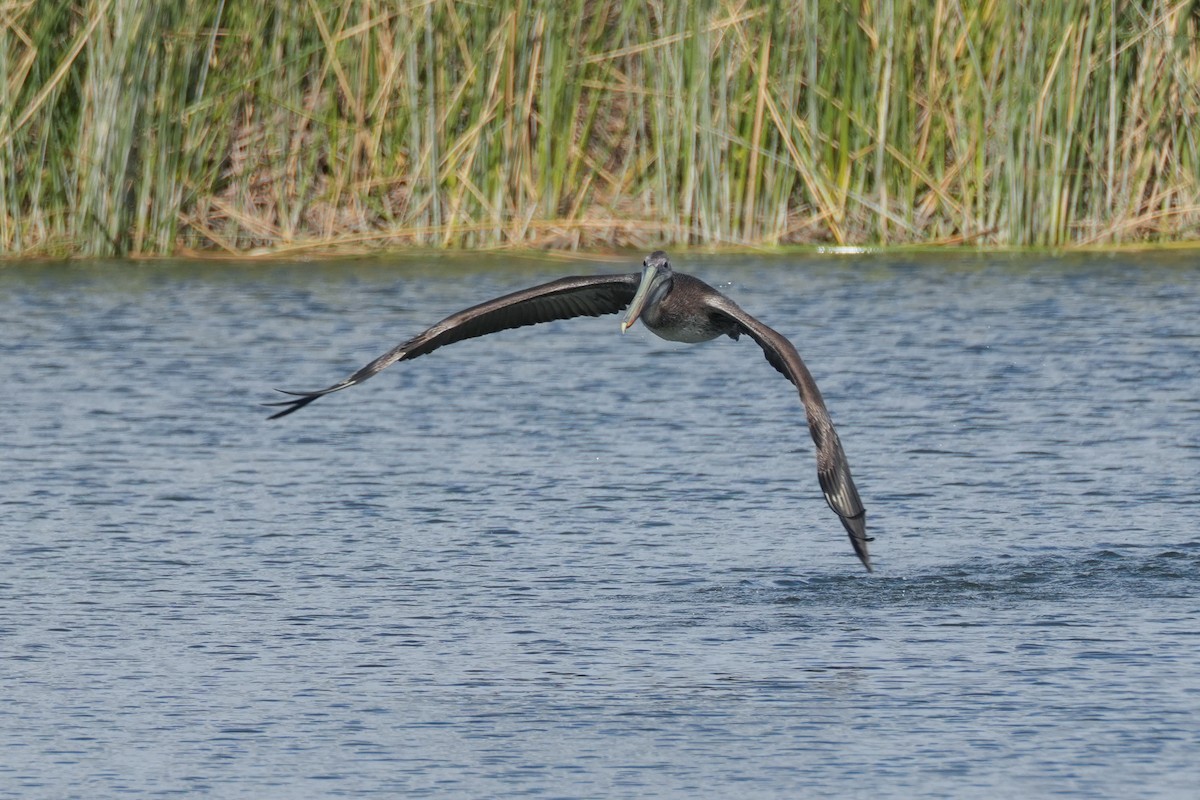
[268, 251, 872, 571]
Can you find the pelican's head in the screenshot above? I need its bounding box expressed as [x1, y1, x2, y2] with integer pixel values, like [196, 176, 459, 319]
[621, 251, 673, 333]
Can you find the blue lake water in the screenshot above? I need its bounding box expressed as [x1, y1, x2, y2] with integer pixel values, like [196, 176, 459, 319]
[1, 251, 1198, 798]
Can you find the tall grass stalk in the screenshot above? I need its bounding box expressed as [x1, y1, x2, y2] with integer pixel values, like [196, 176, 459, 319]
[2, 0, 1199, 256]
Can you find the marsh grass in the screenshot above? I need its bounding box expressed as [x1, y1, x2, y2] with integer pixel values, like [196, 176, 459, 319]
[2, 0, 1199, 256]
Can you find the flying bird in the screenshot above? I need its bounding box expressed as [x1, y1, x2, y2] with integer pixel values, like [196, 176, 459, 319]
[268, 251, 872, 571]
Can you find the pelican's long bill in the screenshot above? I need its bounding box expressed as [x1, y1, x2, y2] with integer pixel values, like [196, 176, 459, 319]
[620, 261, 663, 333]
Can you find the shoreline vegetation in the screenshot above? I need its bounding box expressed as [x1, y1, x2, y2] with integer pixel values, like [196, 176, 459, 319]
[2, 1, 1200, 258]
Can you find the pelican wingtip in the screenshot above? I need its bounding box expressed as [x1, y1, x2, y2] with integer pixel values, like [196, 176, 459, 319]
[841, 512, 873, 572]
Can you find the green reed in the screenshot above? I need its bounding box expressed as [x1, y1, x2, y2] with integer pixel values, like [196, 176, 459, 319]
[2, 0, 1199, 256]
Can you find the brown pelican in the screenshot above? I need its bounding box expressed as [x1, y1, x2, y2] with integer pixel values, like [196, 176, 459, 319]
[268, 251, 872, 571]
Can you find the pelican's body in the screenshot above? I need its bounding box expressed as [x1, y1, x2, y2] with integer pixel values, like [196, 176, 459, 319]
[269, 252, 872, 571]
[631, 273, 741, 343]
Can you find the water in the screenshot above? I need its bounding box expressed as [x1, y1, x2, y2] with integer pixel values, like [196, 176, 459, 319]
[2, 251, 1198, 798]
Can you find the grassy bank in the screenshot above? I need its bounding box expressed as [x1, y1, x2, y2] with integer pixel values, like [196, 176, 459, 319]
[2, 0, 1199, 256]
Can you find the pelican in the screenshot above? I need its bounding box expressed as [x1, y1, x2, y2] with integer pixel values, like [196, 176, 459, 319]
[268, 251, 872, 571]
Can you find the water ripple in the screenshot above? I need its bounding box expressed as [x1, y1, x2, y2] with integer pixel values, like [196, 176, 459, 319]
[1, 254, 1198, 798]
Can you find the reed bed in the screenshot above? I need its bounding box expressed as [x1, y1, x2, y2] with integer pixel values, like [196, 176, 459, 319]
[2, 0, 1199, 256]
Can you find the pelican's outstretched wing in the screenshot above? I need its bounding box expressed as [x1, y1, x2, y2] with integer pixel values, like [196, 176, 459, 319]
[267, 272, 641, 419]
[704, 294, 872, 571]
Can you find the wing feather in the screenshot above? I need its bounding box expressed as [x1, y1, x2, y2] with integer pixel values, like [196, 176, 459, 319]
[705, 293, 872, 571]
[266, 273, 640, 419]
